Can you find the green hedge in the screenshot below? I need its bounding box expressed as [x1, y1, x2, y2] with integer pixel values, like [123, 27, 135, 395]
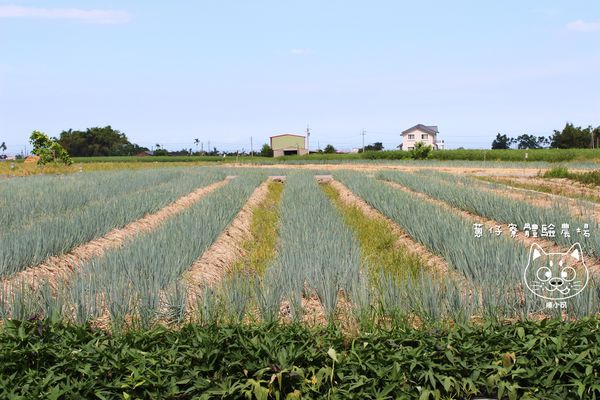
[71, 148, 600, 164]
[1, 319, 599, 399]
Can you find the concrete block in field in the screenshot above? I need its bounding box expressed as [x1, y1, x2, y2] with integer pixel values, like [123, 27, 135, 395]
[314, 175, 333, 183]
[268, 176, 287, 182]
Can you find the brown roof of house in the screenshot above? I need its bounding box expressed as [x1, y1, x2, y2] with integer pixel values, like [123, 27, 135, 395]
[269, 134, 306, 139]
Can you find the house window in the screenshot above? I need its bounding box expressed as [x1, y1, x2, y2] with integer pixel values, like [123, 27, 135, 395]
[421, 134, 428, 140]
[408, 134, 415, 140]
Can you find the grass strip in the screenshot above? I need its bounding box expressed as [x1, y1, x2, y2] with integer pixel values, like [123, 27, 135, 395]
[232, 180, 284, 276]
[321, 183, 424, 283]
[543, 166, 600, 186]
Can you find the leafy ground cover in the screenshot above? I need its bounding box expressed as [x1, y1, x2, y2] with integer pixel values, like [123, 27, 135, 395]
[1, 318, 599, 399]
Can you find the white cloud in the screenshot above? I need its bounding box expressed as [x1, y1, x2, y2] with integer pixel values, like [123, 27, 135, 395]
[290, 48, 311, 55]
[566, 20, 600, 32]
[0, 5, 130, 24]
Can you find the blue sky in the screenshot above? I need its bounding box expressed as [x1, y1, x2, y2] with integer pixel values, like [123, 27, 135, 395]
[1, 1, 599, 153]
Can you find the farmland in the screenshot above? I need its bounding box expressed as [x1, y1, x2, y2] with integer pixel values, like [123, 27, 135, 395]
[1, 164, 599, 398]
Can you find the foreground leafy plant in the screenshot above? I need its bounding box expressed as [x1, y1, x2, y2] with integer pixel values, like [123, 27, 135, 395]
[1, 318, 599, 399]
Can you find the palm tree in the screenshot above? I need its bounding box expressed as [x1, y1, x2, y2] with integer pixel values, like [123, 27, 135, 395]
[193, 138, 200, 153]
[155, 144, 161, 150]
[0, 142, 6, 152]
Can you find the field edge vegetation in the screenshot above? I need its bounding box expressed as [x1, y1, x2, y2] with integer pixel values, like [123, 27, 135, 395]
[1, 317, 599, 399]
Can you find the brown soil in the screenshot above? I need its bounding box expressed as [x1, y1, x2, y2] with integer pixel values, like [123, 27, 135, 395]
[382, 180, 600, 275]
[183, 179, 271, 293]
[2, 179, 229, 291]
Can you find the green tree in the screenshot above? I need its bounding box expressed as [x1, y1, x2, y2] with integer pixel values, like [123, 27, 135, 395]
[0, 141, 6, 152]
[30, 131, 72, 165]
[260, 144, 273, 157]
[514, 134, 549, 149]
[410, 141, 432, 160]
[58, 126, 147, 156]
[550, 123, 592, 149]
[593, 127, 600, 148]
[364, 142, 384, 151]
[491, 133, 511, 149]
[323, 144, 336, 154]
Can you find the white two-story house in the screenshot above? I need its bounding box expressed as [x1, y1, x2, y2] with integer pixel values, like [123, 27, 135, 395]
[400, 124, 444, 150]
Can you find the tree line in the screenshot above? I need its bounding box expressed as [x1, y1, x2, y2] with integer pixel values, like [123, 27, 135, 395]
[3, 122, 599, 160]
[492, 123, 600, 149]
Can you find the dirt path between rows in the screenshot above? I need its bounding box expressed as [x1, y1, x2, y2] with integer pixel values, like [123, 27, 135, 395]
[382, 180, 600, 275]
[183, 179, 271, 294]
[2, 179, 230, 291]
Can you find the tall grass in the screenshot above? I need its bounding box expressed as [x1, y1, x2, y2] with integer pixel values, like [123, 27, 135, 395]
[65, 171, 266, 326]
[333, 171, 599, 321]
[259, 173, 363, 321]
[320, 183, 425, 283]
[0, 168, 227, 277]
[381, 170, 599, 257]
[0, 169, 187, 228]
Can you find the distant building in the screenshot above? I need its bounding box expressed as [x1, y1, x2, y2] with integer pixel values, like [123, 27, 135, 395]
[270, 134, 308, 157]
[136, 150, 154, 157]
[400, 124, 444, 150]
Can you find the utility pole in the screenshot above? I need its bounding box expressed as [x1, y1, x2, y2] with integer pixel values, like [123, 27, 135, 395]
[250, 136, 254, 157]
[361, 129, 366, 153]
[208, 140, 211, 154]
[306, 124, 311, 153]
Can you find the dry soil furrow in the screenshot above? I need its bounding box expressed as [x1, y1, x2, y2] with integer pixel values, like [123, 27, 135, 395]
[329, 180, 466, 286]
[382, 179, 600, 275]
[184, 179, 271, 293]
[3, 179, 230, 290]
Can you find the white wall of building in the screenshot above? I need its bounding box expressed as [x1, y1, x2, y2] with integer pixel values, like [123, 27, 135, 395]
[401, 128, 438, 150]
